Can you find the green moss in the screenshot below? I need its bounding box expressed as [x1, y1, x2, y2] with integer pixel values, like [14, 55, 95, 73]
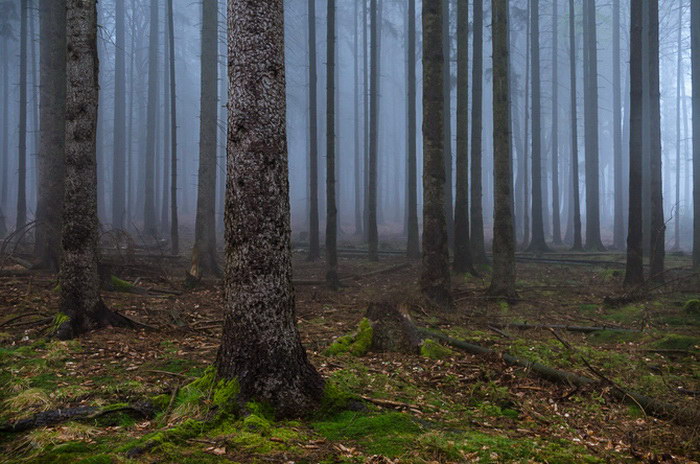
[212, 378, 240, 415]
[649, 334, 700, 351]
[109, 275, 134, 292]
[75, 455, 113, 464]
[420, 339, 455, 360]
[242, 413, 271, 433]
[589, 329, 640, 344]
[683, 299, 700, 315]
[325, 318, 373, 357]
[51, 312, 70, 334]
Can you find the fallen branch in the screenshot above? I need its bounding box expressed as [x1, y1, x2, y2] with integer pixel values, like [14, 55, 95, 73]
[491, 322, 638, 334]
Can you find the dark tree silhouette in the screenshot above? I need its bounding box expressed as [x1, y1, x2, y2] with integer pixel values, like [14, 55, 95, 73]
[406, 0, 419, 260]
[307, 0, 320, 261]
[470, 0, 487, 264]
[325, 0, 338, 287]
[368, 0, 379, 261]
[568, 0, 582, 251]
[648, 0, 664, 282]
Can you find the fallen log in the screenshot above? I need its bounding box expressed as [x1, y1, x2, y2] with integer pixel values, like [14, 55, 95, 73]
[491, 322, 638, 334]
[416, 328, 700, 426]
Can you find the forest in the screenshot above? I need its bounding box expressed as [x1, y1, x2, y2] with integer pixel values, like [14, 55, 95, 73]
[0, 0, 699, 462]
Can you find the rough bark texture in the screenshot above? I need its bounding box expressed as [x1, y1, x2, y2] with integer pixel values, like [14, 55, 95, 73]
[216, 0, 324, 418]
[694, 0, 700, 271]
[625, 0, 644, 287]
[551, 0, 561, 246]
[35, 0, 66, 271]
[470, 0, 486, 263]
[143, 0, 158, 236]
[442, 0, 454, 249]
[368, 0, 379, 262]
[354, 0, 362, 238]
[421, 0, 452, 309]
[16, 0, 27, 230]
[190, 0, 219, 279]
[488, 0, 517, 298]
[1, 39, 8, 237]
[325, 0, 338, 287]
[568, 0, 582, 251]
[307, 0, 320, 262]
[406, 0, 419, 260]
[166, 0, 179, 256]
[612, 0, 624, 250]
[111, 0, 126, 230]
[367, 302, 421, 354]
[58, 0, 131, 340]
[453, 0, 474, 274]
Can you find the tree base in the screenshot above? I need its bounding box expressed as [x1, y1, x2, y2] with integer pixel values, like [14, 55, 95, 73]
[366, 301, 421, 354]
[55, 299, 137, 340]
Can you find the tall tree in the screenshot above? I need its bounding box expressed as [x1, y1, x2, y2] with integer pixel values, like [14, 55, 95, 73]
[648, 0, 664, 282]
[527, 0, 548, 253]
[568, 0, 582, 250]
[612, 0, 624, 250]
[354, 0, 362, 237]
[582, 0, 604, 250]
[34, 0, 66, 271]
[190, 0, 219, 280]
[0, 36, 7, 238]
[57, 0, 132, 340]
[551, 0, 562, 246]
[16, 0, 27, 230]
[673, 0, 682, 251]
[421, 0, 452, 308]
[694, 0, 700, 271]
[453, 0, 474, 273]
[325, 0, 338, 287]
[143, 0, 159, 236]
[307, 0, 320, 261]
[216, 0, 324, 416]
[166, 0, 178, 255]
[488, 0, 517, 298]
[406, 0, 419, 259]
[470, 0, 486, 263]
[368, 0, 379, 261]
[625, 0, 644, 286]
[112, 0, 126, 229]
[442, 0, 454, 249]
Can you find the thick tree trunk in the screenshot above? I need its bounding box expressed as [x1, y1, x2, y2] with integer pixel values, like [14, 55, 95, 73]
[217, 0, 324, 417]
[325, 0, 338, 287]
[442, 0, 454, 250]
[694, 0, 700, 271]
[190, 0, 219, 280]
[470, 0, 486, 263]
[568, 0, 582, 251]
[166, 0, 178, 256]
[34, 0, 66, 271]
[648, 0, 664, 282]
[488, 0, 517, 298]
[16, 0, 27, 230]
[453, 0, 474, 274]
[612, 0, 624, 250]
[421, 0, 452, 308]
[58, 0, 131, 340]
[551, 0, 562, 246]
[307, 0, 320, 261]
[111, 0, 126, 230]
[625, 0, 644, 287]
[406, 0, 419, 260]
[368, 0, 379, 261]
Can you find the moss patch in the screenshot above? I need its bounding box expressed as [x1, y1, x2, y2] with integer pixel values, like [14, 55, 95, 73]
[325, 318, 373, 357]
[420, 339, 454, 360]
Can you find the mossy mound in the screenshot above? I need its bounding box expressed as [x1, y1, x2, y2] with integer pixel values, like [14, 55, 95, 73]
[683, 299, 700, 315]
[325, 318, 373, 357]
[420, 339, 454, 360]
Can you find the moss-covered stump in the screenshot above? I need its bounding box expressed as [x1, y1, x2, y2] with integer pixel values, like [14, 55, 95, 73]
[366, 302, 421, 354]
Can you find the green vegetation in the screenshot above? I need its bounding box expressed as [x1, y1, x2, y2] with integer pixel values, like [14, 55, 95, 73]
[325, 318, 373, 357]
[420, 338, 454, 359]
[683, 299, 700, 315]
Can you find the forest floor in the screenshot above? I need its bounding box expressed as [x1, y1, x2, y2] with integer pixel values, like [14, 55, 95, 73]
[0, 244, 699, 463]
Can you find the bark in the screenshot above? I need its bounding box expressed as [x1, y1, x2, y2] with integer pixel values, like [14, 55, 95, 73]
[325, 0, 338, 287]
[421, 0, 452, 309]
[522, 6, 531, 248]
[307, 0, 320, 261]
[673, 1, 682, 252]
[612, 0, 624, 250]
[367, 302, 421, 354]
[190, 0, 219, 280]
[442, 0, 454, 249]
[488, 0, 517, 298]
[217, 0, 324, 417]
[166, 0, 178, 255]
[453, 0, 474, 274]
[368, 0, 379, 261]
[625, 0, 644, 287]
[694, 0, 700, 270]
[582, 0, 604, 251]
[406, 0, 419, 260]
[362, 0, 369, 240]
[16, 0, 27, 230]
[470, 0, 486, 263]
[58, 0, 132, 340]
[143, 0, 159, 236]
[568, 0, 582, 250]
[648, 0, 664, 282]
[160, 26, 171, 237]
[0, 39, 8, 237]
[354, 0, 362, 238]
[111, 0, 126, 230]
[34, 0, 66, 271]
[551, 0, 562, 246]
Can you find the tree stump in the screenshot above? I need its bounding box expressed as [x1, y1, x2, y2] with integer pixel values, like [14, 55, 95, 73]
[366, 301, 421, 354]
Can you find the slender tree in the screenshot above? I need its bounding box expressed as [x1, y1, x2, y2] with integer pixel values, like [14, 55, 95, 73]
[673, 0, 682, 251]
[551, 0, 562, 246]
[307, 0, 320, 261]
[454, 0, 474, 273]
[57, 0, 133, 340]
[0, 37, 7, 238]
[489, 0, 517, 298]
[648, 0, 664, 282]
[326, 0, 338, 287]
[442, 0, 454, 249]
[421, 0, 452, 308]
[612, 0, 624, 250]
[368, 0, 379, 261]
[406, 0, 419, 259]
[216, 0, 324, 416]
[166, 0, 178, 255]
[694, 0, 700, 271]
[112, 0, 126, 230]
[190, 0, 219, 280]
[470, 0, 486, 263]
[143, 0, 159, 236]
[625, 0, 644, 286]
[354, 0, 362, 237]
[568, 0, 582, 250]
[16, 0, 27, 230]
[522, 3, 531, 247]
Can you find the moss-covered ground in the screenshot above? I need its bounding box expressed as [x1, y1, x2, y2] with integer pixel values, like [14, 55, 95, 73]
[0, 250, 698, 463]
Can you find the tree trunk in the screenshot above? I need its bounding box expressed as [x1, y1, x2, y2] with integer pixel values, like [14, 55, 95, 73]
[442, 0, 454, 250]
[453, 0, 474, 274]
[16, 0, 27, 230]
[470, 0, 486, 263]
[34, 0, 66, 271]
[612, 0, 624, 250]
[58, 0, 132, 340]
[522, 0, 531, 248]
[166, 0, 178, 255]
[0, 39, 7, 238]
[582, 0, 604, 251]
[673, 0, 682, 252]
[421, 0, 452, 309]
[325, 0, 338, 287]
[111, 0, 126, 230]
[568, 0, 582, 250]
[648, 0, 664, 282]
[488, 0, 517, 298]
[551, 0, 562, 246]
[216, 0, 324, 417]
[143, 0, 159, 237]
[160, 24, 171, 237]
[625, 0, 644, 287]
[406, 0, 419, 260]
[368, 0, 379, 261]
[307, 0, 320, 261]
[190, 0, 219, 280]
[693, 0, 700, 271]
[354, 0, 363, 238]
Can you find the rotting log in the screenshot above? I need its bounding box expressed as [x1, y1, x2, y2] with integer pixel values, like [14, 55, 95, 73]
[491, 322, 639, 334]
[416, 327, 700, 426]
